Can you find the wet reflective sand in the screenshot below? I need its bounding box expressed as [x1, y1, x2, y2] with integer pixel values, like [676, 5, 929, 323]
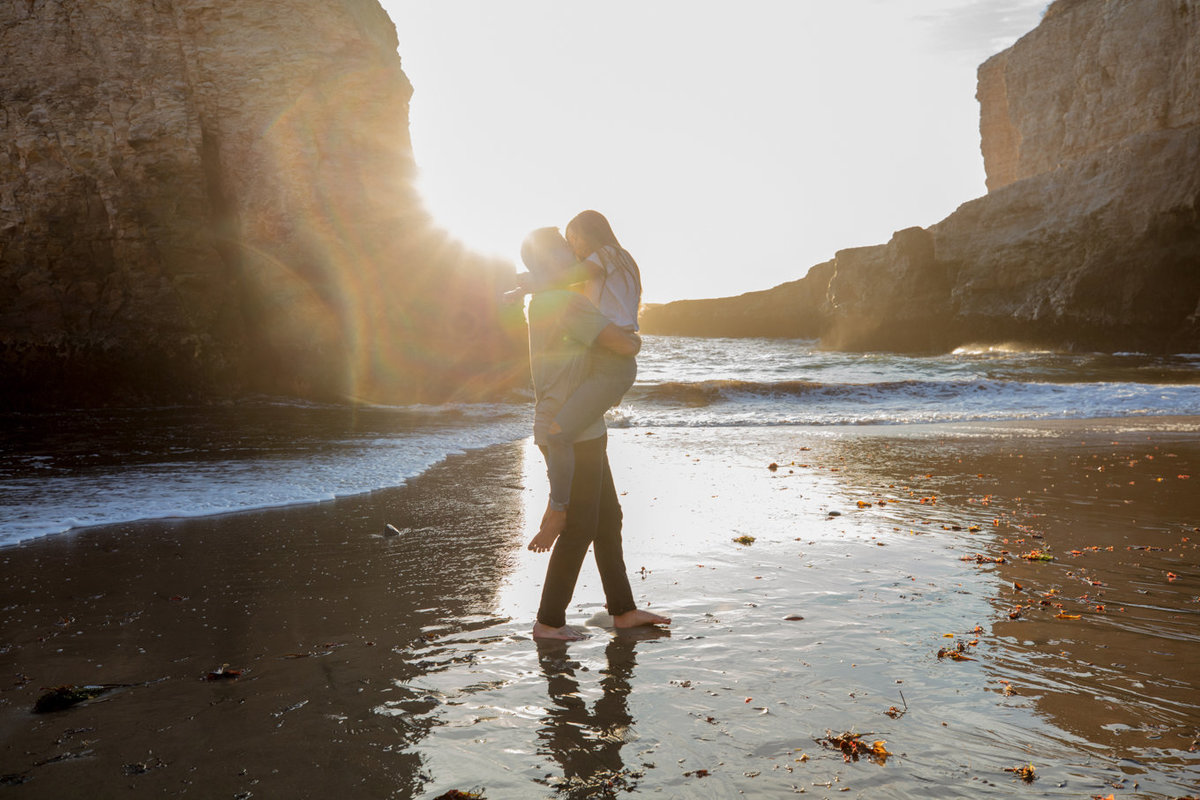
[1, 421, 1197, 797]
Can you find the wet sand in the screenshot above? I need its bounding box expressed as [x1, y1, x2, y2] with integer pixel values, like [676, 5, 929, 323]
[1, 419, 1197, 798]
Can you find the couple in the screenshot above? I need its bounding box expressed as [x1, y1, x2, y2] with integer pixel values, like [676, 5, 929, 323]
[519, 210, 671, 641]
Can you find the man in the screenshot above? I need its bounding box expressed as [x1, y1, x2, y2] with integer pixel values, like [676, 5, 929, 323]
[520, 227, 671, 641]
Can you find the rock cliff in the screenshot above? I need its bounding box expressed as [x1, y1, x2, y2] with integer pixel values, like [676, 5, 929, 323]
[642, 0, 1200, 354]
[1, 0, 526, 407]
[636, 262, 832, 340]
[978, 0, 1200, 191]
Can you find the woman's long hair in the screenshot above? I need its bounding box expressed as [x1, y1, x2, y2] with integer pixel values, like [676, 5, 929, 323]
[565, 210, 641, 305]
[565, 210, 621, 254]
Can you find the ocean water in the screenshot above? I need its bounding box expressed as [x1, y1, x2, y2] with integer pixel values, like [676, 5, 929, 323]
[622, 337, 1200, 427]
[3, 336, 1199, 545]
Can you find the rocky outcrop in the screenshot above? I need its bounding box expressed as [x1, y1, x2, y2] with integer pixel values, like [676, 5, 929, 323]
[638, 261, 832, 340]
[0, 0, 526, 407]
[642, 0, 1200, 354]
[818, 126, 1200, 353]
[978, 0, 1200, 191]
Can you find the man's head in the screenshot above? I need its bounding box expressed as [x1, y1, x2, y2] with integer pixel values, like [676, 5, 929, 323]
[520, 227, 576, 288]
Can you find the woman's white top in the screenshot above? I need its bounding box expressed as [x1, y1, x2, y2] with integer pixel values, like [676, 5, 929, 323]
[582, 245, 642, 331]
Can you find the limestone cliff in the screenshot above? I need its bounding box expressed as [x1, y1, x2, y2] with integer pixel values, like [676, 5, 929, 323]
[978, 0, 1200, 191]
[636, 262, 832, 340]
[642, 0, 1200, 354]
[0, 0, 525, 407]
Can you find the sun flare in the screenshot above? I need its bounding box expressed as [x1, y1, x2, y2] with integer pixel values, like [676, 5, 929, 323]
[414, 170, 526, 267]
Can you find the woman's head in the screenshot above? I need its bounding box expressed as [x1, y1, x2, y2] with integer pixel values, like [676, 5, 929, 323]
[520, 227, 576, 286]
[565, 210, 620, 259]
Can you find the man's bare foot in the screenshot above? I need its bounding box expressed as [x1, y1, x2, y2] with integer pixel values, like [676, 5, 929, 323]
[532, 622, 588, 640]
[528, 505, 567, 553]
[613, 609, 672, 629]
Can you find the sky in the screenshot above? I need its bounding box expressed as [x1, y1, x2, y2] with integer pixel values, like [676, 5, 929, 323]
[381, 1, 1050, 303]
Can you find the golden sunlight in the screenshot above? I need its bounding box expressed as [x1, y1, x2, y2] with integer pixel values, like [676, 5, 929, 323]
[414, 168, 525, 266]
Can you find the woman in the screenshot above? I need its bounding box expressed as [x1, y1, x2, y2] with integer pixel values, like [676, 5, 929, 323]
[520, 227, 669, 641]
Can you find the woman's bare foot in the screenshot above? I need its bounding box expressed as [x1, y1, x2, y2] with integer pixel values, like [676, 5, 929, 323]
[613, 608, 672, 629]
[532, 622, 588, 640]
[528, 505, 567, 553]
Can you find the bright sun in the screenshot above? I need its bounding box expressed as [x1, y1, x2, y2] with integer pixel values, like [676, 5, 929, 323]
[413, 163, 528, 268]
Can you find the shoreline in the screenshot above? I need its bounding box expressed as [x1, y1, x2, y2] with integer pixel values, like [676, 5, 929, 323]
[0, 441, 534, 796]
[6, 414, 1199, 552]
[1, 420, 1197, 797]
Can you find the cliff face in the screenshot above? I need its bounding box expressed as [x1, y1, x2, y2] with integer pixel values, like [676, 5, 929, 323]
[636, 262, 832, 340]
[1, 0, 525, 407]
[978, 0, 1200, 191]
[642, 0, 1200, 354]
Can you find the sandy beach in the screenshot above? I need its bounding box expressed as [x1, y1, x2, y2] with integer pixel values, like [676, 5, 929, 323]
[1, 419, 1198, 798]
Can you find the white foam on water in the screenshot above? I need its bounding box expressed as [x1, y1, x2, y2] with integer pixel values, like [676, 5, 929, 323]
[0, 411, 530, 546]
[4, 336, 1198, 547]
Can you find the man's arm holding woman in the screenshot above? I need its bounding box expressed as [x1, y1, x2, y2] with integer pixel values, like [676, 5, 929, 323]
[595, 324, 640, 356]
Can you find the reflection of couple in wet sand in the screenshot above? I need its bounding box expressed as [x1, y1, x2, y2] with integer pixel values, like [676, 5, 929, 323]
[517, 210, 671, 641]
[534, 629, 666, 793]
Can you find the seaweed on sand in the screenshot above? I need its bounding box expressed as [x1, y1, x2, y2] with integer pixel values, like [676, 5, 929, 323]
[815, 731, 893, 764]
[32, 684, 123, 713]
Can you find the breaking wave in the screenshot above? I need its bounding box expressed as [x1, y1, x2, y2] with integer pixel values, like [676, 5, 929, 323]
[616, 375, 1200, 427]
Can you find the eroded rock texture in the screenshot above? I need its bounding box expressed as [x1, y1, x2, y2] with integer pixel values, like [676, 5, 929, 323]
[642, 0, 1200, 353]
[1, 0, 525, 406]
[637, 262, 832, 341]
[978, 0, 1200, 191]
